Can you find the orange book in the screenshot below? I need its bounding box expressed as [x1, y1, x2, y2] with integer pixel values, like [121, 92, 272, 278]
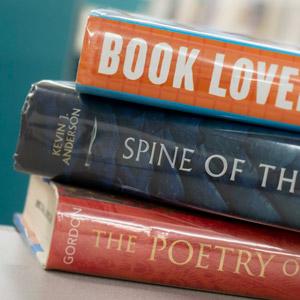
[77, 9, 300, 131]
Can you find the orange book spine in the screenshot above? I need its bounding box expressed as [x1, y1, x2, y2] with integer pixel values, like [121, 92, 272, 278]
[77, 10, 300, 131]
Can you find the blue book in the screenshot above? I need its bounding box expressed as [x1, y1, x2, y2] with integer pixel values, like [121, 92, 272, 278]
[15, 80, 300, 231]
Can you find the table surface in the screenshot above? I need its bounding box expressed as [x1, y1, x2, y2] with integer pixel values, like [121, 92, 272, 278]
[0, 226, 255, 300]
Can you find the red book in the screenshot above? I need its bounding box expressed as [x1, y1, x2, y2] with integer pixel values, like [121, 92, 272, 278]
[15, 176, 300, 300]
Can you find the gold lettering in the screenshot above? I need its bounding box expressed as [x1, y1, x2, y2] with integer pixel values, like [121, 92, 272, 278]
[234, 249, 254, 276]
[92, 230, 106, 248]
[168, 240, 193, 266]
[256, 252, 274, 278]
[283, 259, 300, 277]
[126, 235, 137, 253]
[107, 232, 123, 250]
[215, 245, 234, 272]
[195, 243, 212, 269]
[149, 235, 167, 261]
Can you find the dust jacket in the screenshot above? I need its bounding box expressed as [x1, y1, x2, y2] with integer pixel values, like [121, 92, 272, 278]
[14, 176, 300, 300]
[77, 9, 300, 131]
[14, 80, 300, 231]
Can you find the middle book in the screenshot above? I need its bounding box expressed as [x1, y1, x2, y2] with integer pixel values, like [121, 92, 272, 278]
[15, 80, 300, 231]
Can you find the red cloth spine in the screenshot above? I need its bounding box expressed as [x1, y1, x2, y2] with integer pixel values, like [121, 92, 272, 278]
[47, 194, 300, 300]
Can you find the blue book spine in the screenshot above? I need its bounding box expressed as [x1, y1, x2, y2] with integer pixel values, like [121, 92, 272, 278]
[15, 80, 300, 231]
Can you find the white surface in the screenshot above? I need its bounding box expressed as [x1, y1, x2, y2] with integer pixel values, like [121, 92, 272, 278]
[0, 226, 255, 300]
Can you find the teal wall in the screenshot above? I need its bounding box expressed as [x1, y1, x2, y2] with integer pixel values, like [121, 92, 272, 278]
[0, 0, 141, 224]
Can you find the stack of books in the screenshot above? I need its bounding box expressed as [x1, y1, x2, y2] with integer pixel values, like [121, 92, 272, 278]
[13, 9, 300, 300]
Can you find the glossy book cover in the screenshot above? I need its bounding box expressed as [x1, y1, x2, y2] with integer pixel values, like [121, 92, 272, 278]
[14, 176, 300, 300]
[15, 80, 300, 231]
[77, 9, 300, 131]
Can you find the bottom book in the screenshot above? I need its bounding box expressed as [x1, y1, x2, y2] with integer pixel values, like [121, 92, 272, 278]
[14, 176, 300, 300]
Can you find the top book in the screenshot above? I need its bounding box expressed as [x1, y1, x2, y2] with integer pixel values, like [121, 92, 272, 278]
[76, 9, 300, 131]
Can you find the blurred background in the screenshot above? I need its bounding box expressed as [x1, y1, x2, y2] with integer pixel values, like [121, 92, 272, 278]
[1, 0, 299, 224]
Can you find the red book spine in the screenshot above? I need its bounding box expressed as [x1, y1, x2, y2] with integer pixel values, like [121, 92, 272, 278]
[47, 195, 300, 300]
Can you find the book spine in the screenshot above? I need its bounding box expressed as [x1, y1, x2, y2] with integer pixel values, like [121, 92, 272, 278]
[76, 12, 300, 131]
[47, 195, 300, 300]
[14, 81, 300, 231]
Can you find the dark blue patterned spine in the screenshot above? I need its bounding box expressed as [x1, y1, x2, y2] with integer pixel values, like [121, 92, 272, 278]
[14, 80, 300, 231]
